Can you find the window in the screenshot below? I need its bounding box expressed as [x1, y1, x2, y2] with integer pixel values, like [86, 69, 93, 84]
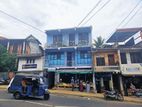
[80, 51, 90, 59]
[96, 57, 105, 66]
[130, 52, 142, 63]
[69, 33, 75, 46]
[120, 53, 127, 64]
[47, 52, 64, 66]
[53, 35, 62, 46]
[108, 54, 115, 65]
[50, 52, 61, 60]
[77, 51, 91, 65]
[78, 33, 89, 45]
[26, 58, 35, 64]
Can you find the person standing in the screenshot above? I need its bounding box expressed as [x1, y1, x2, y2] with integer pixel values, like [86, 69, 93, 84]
[71, 77, 75, 91]
[86, 81, 90, 93]
[79, 80, 84, 92]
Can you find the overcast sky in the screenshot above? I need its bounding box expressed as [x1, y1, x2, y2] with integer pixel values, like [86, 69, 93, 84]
[0, 0, 142, 46]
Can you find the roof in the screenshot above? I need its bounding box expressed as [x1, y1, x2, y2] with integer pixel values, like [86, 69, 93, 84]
[45, 26, 92, 35]
[26, 35, 41, 44]
[106, 27, 142, 43]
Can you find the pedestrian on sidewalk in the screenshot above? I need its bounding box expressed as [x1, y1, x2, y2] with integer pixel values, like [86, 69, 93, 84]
[86, 81, 90, 93]
[79, 80, 84, 92]
[71, 77, 75, 91]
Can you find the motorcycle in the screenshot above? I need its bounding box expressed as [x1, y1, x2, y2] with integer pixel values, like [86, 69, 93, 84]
[130, 88, 142, 97]
[103, 90, 124, 101]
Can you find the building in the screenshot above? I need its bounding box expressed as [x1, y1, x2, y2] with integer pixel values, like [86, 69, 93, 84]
[92, 48, 121, 93]
[103, 27, 142, 95]
[17, 35, 44, 74]
[0, 35, 43, 79]
[44, 26, 93, 88]
[119, 47, 142, 95]
[105, 27, 142, 47]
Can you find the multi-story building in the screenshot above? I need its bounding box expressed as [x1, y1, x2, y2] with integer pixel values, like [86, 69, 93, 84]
[119, 47, 142, 95]
[17, 35, 44, 74]
[101, 27, 142, 95]
[44, 26, 93, 88]
[92, 48, 121, 92]
[0, 35, 43, 79]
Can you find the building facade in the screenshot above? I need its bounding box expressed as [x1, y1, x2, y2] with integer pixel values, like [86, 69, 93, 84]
[17, 35, 44, 74]
[0, 35, 43, 79]
[44, 26, 93, 88]
[102, 27, 142, 95]
[92, 48, 121, 92]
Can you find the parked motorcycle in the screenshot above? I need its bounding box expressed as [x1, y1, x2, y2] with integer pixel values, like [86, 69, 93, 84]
[132, 89, 142, 97]
[103, 90, 124, 101]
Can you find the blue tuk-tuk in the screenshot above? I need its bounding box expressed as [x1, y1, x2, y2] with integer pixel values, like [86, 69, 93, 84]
[8, 73, 50, 100]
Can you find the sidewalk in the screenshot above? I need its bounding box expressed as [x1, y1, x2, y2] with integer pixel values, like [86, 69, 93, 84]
[49, 88, 142, 104]
[0, 85, 142, 104]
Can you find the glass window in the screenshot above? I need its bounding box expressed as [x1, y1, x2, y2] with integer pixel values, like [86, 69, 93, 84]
[53, 35, 62, 46]
[120, 53, 127, 64]
[108, 54, 115, 65]
[69, 33, 75, 46]
[130, 52, 142, 63]
[96, 57, 105, 66]
[80, 51, 90, 59]
[78, 33, 89, 45]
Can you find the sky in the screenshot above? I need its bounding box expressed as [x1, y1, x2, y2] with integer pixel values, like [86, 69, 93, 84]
[0, 0, 142, 46]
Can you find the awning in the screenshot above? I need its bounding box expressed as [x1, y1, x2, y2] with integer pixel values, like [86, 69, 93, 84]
[57, 70, 92, 74]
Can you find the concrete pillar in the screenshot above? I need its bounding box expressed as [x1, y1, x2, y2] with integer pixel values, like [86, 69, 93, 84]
[119, 75, 124, 95]
[64, 52, 67, 66]
[126, 52, 131, 64]
[54, 72, 60, 85]
[109, 74, 114, 90]
[100, 77, 104, 89]
[93, 72, 97, 93]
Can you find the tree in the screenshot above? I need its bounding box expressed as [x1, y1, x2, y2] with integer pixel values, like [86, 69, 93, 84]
[93, 36, 105, 48]
[0, 45, 17, 72]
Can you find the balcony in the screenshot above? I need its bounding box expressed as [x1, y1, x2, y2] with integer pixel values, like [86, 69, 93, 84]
[94, 65, 120, 73]
[78, 40, 89, 46]
[121, 63, 142, 75]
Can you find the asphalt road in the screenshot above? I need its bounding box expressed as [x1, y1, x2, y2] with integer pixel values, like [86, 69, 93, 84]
[0, 90, 141, 107]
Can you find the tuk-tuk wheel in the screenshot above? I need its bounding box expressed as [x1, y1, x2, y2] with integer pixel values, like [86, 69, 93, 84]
[13, 92, 21, 99]
[44, 94, 50, 100]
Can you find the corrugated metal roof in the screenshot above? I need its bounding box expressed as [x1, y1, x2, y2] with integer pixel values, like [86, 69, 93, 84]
[106, 28, 142, 43]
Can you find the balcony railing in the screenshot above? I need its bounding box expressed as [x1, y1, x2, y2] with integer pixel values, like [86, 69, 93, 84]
[94, 65, 120, 72]
[78, 40, 89, 46]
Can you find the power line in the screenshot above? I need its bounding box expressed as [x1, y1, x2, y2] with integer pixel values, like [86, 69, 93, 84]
[116, 0, 142, 28]
[77, 0, 102, 27]
[82, 0, 111, 26]
[105, 0, 142, 43]
[122, 4, 142, 27]
[0, 9, 45, 33]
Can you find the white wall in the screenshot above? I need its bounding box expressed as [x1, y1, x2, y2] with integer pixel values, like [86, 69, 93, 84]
[18, 57, 43, 72]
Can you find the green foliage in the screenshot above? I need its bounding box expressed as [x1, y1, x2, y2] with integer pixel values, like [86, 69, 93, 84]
[0, 45, 17, 72]
[93, 36, 105, 48]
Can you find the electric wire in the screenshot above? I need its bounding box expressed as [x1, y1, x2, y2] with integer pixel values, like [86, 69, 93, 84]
[77, 0, 102, 27]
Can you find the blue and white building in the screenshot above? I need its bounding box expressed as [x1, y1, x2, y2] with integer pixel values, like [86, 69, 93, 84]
[44, 26, 93, 88]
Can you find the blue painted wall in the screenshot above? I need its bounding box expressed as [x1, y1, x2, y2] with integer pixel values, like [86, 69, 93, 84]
[45, 26, 92, 47]
[44, 47, 92, 68]
[44, 26, 92, 68]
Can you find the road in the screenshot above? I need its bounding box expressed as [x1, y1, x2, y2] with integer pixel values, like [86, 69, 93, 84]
[0, 90, 141, 107]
